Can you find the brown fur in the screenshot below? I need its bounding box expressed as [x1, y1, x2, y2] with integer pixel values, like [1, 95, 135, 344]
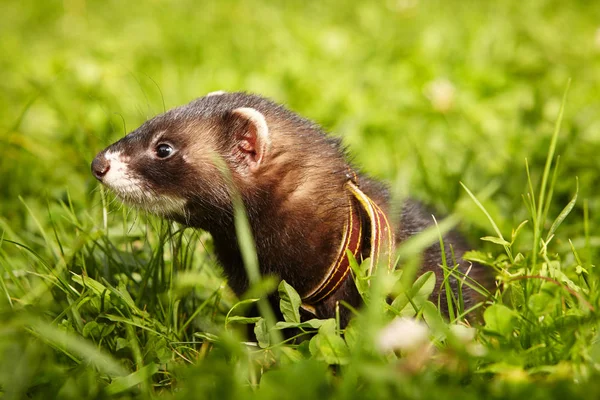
[92, 92, 491, 325]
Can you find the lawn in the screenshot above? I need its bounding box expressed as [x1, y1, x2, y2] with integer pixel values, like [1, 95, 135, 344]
[1, 0, 600, 398]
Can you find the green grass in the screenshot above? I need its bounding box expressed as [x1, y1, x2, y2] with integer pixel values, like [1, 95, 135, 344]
[2, 0, 600, 398]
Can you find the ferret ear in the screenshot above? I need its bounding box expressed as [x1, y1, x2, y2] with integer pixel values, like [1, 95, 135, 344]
[231, 107, 271, 172]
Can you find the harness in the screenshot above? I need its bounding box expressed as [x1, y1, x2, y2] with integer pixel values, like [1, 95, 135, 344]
[300, 173, 394, 314]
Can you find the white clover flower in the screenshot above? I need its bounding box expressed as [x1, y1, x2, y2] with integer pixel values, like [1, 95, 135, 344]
[467, 343, 487, 357]
[424, 78, 456, 113]
[449, 324, 476, 343]
[376, 317, 430, 353]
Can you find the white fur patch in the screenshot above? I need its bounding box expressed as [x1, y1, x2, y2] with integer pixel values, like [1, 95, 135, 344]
[142, 196, 188, 216]
[102, 150, 187, 216]
[206, 90, 226, 97]
[103, 150, 135, 190]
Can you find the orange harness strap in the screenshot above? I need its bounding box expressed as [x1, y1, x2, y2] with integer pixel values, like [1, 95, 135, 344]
[301, 177, 395, 314]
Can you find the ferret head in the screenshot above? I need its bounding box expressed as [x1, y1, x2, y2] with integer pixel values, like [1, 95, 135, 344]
[91, 91, 345, 230]
[91, 92, 283, 227]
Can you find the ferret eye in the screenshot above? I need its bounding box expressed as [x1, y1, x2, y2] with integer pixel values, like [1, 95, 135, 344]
[155, 143, 174, 158]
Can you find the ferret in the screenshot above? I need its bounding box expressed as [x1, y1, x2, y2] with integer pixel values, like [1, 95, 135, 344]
[91, 91, 490, 325]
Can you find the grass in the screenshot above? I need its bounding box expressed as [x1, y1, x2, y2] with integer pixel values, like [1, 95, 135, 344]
[2, 0, 600, 398]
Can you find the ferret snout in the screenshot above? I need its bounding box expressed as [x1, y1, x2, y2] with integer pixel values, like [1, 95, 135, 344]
[91, 154, 110, 181]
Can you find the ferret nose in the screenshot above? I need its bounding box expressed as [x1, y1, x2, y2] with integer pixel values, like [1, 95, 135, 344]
[91, 155, 110, 181]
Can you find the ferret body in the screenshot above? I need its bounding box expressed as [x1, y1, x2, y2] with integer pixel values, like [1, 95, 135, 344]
[92, 92, 489, 324]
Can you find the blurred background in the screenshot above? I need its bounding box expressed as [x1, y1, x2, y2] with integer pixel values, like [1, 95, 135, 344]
[2, 1, 600, 397]
[1, 0, 600, 264]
